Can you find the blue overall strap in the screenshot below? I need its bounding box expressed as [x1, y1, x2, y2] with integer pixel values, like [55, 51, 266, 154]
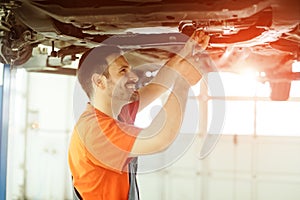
[128, 157, 140, 200]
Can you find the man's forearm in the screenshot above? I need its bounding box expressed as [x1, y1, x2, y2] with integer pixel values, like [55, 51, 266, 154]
[138, 65, 181, 112]
[130, 75, 189, 155]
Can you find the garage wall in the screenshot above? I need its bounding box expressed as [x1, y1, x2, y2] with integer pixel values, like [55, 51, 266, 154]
[138, 135, 300, 200]
[138, 74, 300, 200]
[7, 70, 75, 200]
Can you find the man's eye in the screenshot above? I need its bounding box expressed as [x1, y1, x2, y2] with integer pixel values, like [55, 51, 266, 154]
[120, 68, 127, 73]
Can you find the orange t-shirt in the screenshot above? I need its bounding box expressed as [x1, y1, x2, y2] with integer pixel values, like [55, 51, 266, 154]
[68, 102, 141, 200]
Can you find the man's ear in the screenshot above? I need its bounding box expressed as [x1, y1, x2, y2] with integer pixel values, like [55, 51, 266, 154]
[91, 73, 106, 90]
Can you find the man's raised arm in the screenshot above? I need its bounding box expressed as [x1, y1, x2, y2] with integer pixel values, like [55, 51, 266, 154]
[137, 31, 210, 112]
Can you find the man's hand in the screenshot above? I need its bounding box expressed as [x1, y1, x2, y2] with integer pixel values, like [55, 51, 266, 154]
[166, 30, 211, 85]
[180, 30, 210, 58]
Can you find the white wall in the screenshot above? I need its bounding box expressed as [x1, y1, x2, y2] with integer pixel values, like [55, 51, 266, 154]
[7, 71, 75, 200]
[138, 135, 300, 200]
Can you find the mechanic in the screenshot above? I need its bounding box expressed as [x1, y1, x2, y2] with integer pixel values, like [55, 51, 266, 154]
[68, 31, 210, 200]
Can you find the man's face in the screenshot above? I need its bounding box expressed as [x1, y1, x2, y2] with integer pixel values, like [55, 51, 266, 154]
[105, 54, 139, 102]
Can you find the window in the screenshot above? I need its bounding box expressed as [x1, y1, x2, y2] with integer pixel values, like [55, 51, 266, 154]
[207, 72, 300, 136]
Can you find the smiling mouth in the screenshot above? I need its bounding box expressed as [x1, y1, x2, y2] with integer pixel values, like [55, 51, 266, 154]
[125, 83, 137, 90]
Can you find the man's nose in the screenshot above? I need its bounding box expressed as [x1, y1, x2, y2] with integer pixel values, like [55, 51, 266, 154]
[127, 71, 139, 82]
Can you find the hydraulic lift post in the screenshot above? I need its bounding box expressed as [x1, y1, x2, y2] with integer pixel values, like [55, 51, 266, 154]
[0, 64, 10, 200]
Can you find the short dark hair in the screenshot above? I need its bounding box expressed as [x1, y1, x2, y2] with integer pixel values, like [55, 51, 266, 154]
[77, 45, 122, 99]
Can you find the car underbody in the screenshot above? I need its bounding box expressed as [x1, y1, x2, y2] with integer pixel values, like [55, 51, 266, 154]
[0, 0, 299, 99]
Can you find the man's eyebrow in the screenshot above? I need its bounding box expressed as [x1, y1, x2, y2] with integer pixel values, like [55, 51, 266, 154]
[119, 65, 130, 70]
